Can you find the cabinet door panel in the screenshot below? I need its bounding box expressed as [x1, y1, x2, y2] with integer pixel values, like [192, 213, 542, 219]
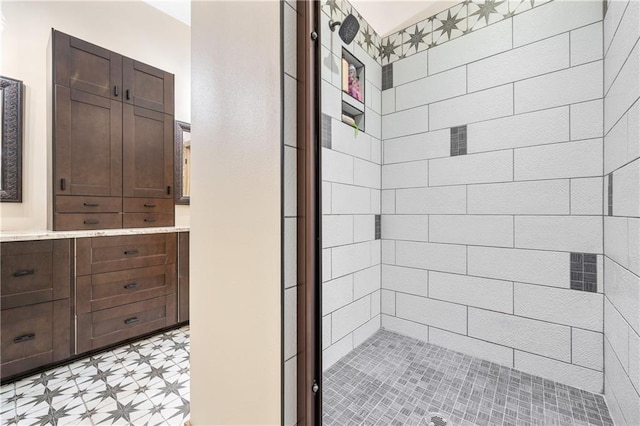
[123, 58, 174, 115]
[123, 105, 173, 199]
[53, 30, 122, 100]
[55, 86, 122, 197]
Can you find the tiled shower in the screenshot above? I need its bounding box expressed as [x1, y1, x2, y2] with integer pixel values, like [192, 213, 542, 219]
[316, 0, 640, 424]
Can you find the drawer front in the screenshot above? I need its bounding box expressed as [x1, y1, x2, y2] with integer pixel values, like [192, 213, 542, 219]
[77, 294, 176, 353]
[1, 300, 70, 379]
[56, 195, 122, 213]
[123, 213, 174, 228]
[123, 198, 173, 214]
[1, 240, 71, 310]
[76, 233, 177, 276]
[54, 213, 122, 231]
[77, 264, 176, 314]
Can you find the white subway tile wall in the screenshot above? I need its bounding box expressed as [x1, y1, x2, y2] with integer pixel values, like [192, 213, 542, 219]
[322, 3, 383, 371]
[318, 0, 637, 417]
[379, 0, 607, 393]
[603, 0, 640, 423]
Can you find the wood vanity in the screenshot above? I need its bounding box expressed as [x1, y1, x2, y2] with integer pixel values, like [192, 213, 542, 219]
[0, 229, 190, 381]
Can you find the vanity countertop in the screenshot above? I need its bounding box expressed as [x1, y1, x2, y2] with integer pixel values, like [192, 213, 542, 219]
[0, 226, 190, 243]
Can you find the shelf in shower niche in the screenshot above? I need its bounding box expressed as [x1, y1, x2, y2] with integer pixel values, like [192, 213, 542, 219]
[341, 48, 365, 132]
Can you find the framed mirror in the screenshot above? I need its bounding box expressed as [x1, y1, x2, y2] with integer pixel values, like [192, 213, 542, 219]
[174, 120, 191, 205]
[1, 76, 24, 203]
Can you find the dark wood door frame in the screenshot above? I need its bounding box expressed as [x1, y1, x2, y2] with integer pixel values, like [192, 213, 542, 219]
[296, 1, 322, 425]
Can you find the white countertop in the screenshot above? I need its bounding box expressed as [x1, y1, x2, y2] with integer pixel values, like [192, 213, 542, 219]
[0, 226, 190, 242]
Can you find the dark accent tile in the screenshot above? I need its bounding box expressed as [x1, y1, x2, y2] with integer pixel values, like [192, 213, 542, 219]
[569, 252, 598, 292]
[608, 173, 613, 216]
[450, 125, 467, 156]
[382, 64, 394, 90]
[375, 214, 381, 240]
[321, 113, 332, 149]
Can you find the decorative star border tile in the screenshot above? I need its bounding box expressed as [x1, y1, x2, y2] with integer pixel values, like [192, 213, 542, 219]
[322, 0, 554, 65]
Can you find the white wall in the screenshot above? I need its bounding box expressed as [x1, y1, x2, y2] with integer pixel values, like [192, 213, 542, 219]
[380, 0, 605, 393]
[320, 5, 383, 371]
[190, 1, 281, 424]
[603, 0, 640, 423]
[0, 1, 190, 231]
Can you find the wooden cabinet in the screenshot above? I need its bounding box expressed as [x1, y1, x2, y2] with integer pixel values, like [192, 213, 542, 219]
[123, 105, 174, 200]
[123, 58, 174, 115]
[75, 234, 178, 354]
[53, 31, 122, 101]
[178, 232, 189, 322]
[51, 30, 175, 231]
[0, 232, 187, 380]
[0, 240, 72, 380]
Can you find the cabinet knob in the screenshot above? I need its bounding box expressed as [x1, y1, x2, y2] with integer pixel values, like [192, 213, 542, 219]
[143, 203, 157, 208]
[124, 317, 139, 325]
[124, 282, 138, 290]
[144, 218, 157, 223]
[83, 202, 100, 207]
[124, 249, 139, 255]
[83, 219, 99, 225]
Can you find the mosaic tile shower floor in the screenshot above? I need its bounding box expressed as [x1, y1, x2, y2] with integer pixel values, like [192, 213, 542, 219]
[0, 326, 189, 426]
[323, 329, 613, 426]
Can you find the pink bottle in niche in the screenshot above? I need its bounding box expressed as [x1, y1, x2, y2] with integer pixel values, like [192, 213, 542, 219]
[348, 64, 362, 102]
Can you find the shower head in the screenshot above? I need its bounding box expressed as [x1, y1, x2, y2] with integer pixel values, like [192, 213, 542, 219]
[329, 13, 360, 45]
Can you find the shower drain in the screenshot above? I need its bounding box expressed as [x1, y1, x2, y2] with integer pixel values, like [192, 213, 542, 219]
[427, 413, 448, 426]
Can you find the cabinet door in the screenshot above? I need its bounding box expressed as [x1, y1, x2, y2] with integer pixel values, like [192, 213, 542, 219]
[123, 57, 174, 115]
[122, 104, 174, 198]
[55, 86, 123, 197]
[53, 30, 122, 100]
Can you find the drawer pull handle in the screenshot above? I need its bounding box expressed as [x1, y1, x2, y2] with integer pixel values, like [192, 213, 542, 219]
[144, 218, 157, 223]
[124, 249, 139, 255]
[84, 219, 100, 225]
[124, 317, 139, 325]
[13, 269, 35, 277]
[126, 89, 131, 100]
[143, 203, 157, 208]
[83, 202, 100, 207]
[124, 282, 138, 290]
[13, 334, 35, 344]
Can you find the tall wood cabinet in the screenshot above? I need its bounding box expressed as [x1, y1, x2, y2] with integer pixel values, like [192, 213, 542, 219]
[51, 30, 175, 231]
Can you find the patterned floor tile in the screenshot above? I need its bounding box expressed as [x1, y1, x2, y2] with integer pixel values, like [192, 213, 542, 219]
[0, 326, 190, 426]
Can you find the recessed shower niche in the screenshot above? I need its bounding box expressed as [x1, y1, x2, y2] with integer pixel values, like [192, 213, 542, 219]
[340, 48, 365, 132]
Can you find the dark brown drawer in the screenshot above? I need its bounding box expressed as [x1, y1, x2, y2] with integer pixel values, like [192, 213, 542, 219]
[56, 195, 122, 213]
[77, 264, 176, 314]
[123, 213, 174, 228]
[76, 233, 177, 276]
[123, 198, 173, 213]
[77, 294, 176, 353]
[53, 213, 122, 231]
[1, 240, 71, 310]
[1, 300, 70, 379]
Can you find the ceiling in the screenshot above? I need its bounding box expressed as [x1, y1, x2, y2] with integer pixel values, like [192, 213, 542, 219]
[142, 0, 191, 26]
[142, 0, 457, 37]
[350, 0, 458, 37]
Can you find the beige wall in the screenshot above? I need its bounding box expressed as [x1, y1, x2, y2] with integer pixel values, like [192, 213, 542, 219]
[0, 1, 190, 231]
[190, 1, 282, 424]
